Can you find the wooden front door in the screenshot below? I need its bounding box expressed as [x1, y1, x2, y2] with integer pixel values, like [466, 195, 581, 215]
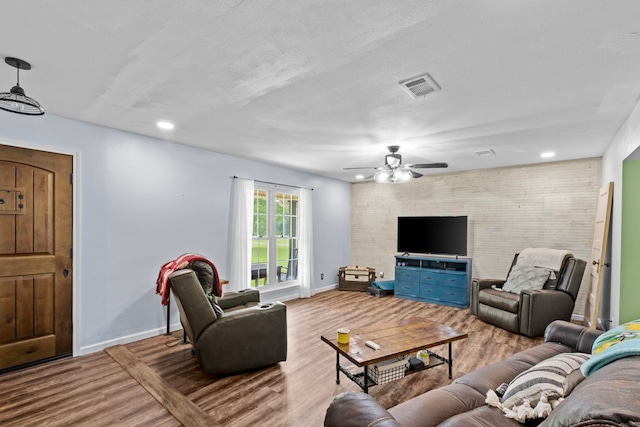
[0, 144, 73, 371]
[584, 182, 613, 329]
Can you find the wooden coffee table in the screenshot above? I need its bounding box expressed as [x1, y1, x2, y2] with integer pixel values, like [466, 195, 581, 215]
[321, 317, 468, 393]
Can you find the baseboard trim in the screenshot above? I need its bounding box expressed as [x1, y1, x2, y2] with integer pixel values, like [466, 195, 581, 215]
[78, 324, 182, 356]
[79, 283, 339, 356]
[314, 283, 338, 294]
[259, 282, 338, 303]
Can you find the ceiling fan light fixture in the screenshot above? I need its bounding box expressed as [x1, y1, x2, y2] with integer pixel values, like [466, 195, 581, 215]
[394, 168, 413, 183]
[374, 169, 390, 183]
[0, 57, 44, 116]
[374, 166, 413, 183]
[346, 146, 447, 183]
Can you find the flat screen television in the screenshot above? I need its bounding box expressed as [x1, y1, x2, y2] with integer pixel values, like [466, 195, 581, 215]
[397, 216, 468, 256]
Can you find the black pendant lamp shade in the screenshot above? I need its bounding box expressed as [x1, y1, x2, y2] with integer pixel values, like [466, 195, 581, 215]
[0, 57, 44, 116]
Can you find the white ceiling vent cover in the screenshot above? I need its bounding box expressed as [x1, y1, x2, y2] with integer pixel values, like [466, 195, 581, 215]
[399, 73, 441, 98]
[475, 149, 496, 157]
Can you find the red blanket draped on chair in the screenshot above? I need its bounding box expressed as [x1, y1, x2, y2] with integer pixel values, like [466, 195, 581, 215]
[155, 253, 222, 306]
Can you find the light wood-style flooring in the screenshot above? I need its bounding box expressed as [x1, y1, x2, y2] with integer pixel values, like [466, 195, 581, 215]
[0, 290, 543, 426]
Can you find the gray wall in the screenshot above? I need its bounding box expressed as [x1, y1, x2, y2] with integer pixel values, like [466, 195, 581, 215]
[0, 112, 351, 355]
[351, 158, 601, 319]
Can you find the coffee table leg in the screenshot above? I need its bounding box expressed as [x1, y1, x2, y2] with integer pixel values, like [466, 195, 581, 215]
[363, 366, 369, 394]
[335, 352, 340, 384]
[448, 342, 453, 379]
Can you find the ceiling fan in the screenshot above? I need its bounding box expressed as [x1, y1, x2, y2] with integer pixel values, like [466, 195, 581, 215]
[344, 145, 448, 183]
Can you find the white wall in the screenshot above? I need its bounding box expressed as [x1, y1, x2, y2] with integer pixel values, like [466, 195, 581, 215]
[602, 100, 640, 326]
[0, 112, 351, 355]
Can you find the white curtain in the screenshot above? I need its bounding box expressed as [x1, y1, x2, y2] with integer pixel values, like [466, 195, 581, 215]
[298, 188, 314, 298]
[229, 178, 254, 292]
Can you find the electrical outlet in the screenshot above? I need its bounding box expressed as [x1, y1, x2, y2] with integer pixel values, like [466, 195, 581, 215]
[321, 273, 324, 280]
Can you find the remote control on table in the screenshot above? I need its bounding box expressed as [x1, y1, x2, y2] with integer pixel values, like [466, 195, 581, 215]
[365, 340, 380, 350]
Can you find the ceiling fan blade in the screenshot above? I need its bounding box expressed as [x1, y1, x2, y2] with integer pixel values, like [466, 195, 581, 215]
[410, 162, 449, 169]
[343, 166, 377, 170]
[410, 170, 423, 178]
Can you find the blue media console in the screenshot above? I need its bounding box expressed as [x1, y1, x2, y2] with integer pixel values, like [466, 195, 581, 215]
[394, 254, 472, 308]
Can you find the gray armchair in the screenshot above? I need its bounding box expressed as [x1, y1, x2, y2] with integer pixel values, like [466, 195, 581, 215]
[471, 252, 586, 337]
[169, 268, 287, 375]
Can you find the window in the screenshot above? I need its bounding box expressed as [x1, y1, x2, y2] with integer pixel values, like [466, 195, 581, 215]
[251, 185, 299, 288]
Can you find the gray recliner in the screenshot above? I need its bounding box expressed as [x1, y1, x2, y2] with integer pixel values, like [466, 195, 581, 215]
[471, 252, 586, 337]
[169, 268, 287, 375]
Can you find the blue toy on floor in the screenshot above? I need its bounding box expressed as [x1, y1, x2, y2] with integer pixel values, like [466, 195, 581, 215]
[367, 280, 395, 297]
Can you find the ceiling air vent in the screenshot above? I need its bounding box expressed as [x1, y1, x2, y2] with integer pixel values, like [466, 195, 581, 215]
[399, 73, 441, 98]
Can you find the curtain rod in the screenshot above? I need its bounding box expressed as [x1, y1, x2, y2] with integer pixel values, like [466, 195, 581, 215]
[231, 176, 314, 191]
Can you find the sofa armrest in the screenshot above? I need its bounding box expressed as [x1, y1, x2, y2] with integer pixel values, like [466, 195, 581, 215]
[471, 279, 505, 315]
[518, 289, 575, 337]
[543, 320, 603, 353]
[324, 392, 401, 427]
[217, 288, 260, 309]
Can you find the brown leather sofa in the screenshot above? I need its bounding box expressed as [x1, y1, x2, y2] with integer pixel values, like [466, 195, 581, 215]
[324, 321, 640, 427]
[471, 253, 586, 337]
[169, 268, 287, 375]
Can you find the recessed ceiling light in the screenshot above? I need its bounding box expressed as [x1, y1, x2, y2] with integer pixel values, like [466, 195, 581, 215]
[540, 152, 555, 158]
[156, 121, 174, 130]
[355, 174, 365, 180]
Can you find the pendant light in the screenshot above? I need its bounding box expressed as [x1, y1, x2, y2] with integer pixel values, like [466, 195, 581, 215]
[0, 57, 44, 116]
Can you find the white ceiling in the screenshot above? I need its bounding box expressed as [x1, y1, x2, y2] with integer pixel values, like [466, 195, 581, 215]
[3, 1, 640, 182]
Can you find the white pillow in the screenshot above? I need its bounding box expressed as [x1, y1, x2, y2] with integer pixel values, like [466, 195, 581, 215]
[486, 352, 591, 422]
[502, 265, 551, 295]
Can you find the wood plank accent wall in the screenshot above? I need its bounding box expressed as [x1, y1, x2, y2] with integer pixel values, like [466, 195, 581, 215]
[351, 158, 601, 318]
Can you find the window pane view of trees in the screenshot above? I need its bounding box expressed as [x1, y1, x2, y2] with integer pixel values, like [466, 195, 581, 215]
[251, 189, 298, 287]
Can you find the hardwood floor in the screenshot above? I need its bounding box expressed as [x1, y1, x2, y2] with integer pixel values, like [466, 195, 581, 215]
[0, 290, 543, 426]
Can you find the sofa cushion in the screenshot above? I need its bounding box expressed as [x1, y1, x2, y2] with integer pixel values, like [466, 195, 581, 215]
[541, 356, 640, 427]
[439, 405, 523, 427]
[503, 265, 552, 295]
[478, 288, 520, 313]
[389, 383, 486, 427]
[487, 352, 591, 422]
[455, 342, 572, 397]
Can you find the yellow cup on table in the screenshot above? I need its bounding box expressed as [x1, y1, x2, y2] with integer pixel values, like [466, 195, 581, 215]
[417, 349, 430, 364]
[337, 328, 350, 344]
